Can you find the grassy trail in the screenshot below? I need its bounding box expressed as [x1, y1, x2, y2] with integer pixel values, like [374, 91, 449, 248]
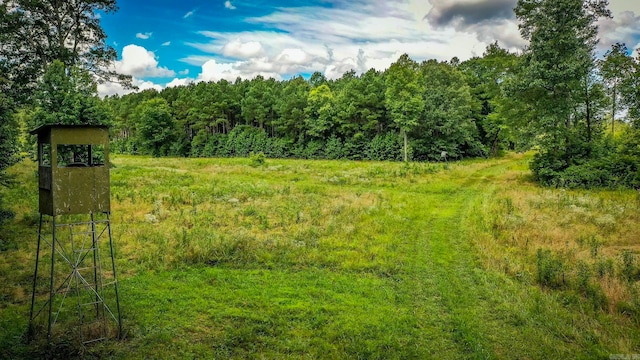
[386, 157, 615, 359]
[389, 159, 509, 359]
[1, 154, 638, 358]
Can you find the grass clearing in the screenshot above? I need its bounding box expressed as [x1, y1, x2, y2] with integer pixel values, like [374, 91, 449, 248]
[0, 153, 639, 358]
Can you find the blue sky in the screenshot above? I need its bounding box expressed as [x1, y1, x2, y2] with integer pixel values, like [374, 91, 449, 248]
[97, 0, 640, 96]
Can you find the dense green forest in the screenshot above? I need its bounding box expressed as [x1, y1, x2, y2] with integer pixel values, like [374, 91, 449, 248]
[98, 36, 640, 189]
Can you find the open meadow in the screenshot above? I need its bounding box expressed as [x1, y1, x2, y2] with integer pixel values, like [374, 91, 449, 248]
[1, 153, 639, 359]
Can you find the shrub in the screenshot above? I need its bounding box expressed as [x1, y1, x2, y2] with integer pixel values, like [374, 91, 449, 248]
[265, 137, 292, 159]
[0, 207, 14, 227]
[249, 151, 266, 167]
[530, 134, 640, 189]
[203, 134, 227, 157]
[530, 151, 568, 187]
[343, 132, 366, 160]
[365, 133, 403, 161]
[191, 130, 209, 157]
[303, 140, 325, 159]
[325, 136, 344, 160]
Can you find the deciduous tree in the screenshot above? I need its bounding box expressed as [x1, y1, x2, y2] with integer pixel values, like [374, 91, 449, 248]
[385, 54, 423, 162]
[134, 98, 176, 157]
[0, 0, 131, 103]
[600, 42, 634, 135]
[513, 0, 610, 166]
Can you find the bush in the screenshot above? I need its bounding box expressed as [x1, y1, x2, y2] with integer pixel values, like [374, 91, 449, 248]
[325, 136, 344, 160]
[303, 140, 325, 159]
[191, 130, 209, 157]
[265, 137, 292, 159]
[203, 134, 227, 157]
[621, 251, 639, 282]
[343, 132, 366, 160]
[365, 133, 403, 161]
[530, 151, 568, 186]
[249, 151, 266, 167]
[531, 149, 640, 189]
[0, 207, 14, 227]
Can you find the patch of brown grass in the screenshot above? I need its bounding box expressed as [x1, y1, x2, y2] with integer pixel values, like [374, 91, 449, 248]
[471, 161, 640, 313]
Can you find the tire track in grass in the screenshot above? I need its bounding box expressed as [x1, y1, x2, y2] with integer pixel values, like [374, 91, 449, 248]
[422, 189, 496, 359]
[383, 199, 465, 359]
[397, 159, 516, 359]
[402, 156, 618, 359]
[398, 190, 495, 359]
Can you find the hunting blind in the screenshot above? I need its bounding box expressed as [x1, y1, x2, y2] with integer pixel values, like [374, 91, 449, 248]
[28, 125, 121, 347]
[32, 125, 110, 215]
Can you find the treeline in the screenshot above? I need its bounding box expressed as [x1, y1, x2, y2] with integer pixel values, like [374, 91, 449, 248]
[100, 26, 640, 188]
[102, 47, 520, 162]
[4, 0, 640, 192]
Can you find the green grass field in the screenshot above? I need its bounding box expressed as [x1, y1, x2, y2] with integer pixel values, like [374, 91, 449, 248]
[1, 153, 639, 359]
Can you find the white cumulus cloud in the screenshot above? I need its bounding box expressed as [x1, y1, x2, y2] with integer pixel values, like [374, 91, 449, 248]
[275, 48, 312, 65]
[115, 44, 176, 78]
[224, 1, 236, 10]
[598, 11, 640, 53]
[166, 78, 194, 88]
[198, 59, 281, 82]
[184, 1, 491, 81]
[222, 39, 266, 59]
[98, 77, 163, 97]
[199, 59, 241, 82]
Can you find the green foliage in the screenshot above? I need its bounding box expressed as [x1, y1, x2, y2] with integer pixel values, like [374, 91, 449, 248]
[0, 78, 19, 226]
[273, 76, 309, 141]
[21, 60, 111, 157]
[385, 54, 423, 162]
[622, 52, 640, 123]
[413, 60, 484, 160]
[305, 84, 335, 139]
[460, 43, 521, 156]
[512, 0, 640, 190]
[531, 134, 640, 189]
[365, 133, 403, 161]
[600, 43, 634, 134]
[104, 51, 525, 164]
[134, 98, 176, 157]
[324, 135, 345, 160]
[31, 61, 110, 126]
[241, 76, 276, 129]
[0, 0, 131, 104]
[249, 151, 266, 167]
[334, 69, 388, 140]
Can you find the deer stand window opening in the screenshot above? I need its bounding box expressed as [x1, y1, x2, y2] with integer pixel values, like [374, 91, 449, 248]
[56, 144, 106, 168]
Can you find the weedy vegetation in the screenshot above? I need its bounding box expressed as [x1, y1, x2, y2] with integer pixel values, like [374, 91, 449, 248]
[0, 152, 639, 358]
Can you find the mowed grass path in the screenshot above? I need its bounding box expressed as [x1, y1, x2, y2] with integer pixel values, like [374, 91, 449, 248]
[1, 154, 637, 358]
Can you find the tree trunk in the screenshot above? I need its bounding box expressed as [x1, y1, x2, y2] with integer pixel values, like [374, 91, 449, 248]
[612, 87, 616, 136]
[585, 77, 592, 145]
[403, 130, 408, 162]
